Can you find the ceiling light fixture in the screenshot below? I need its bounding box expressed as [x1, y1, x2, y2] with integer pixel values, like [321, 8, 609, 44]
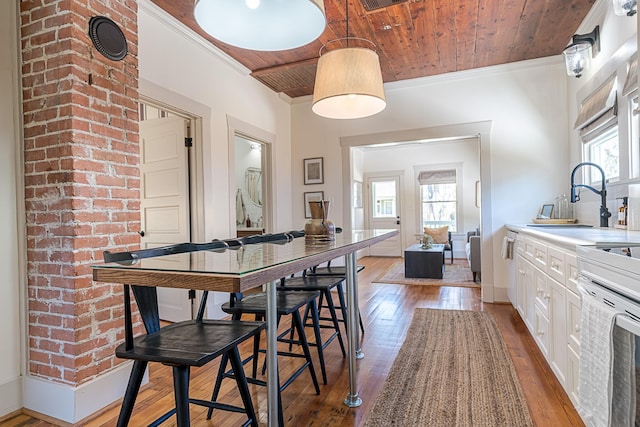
[193, 0, 326, 51]
[311, 0, 386, 119]
[562, 26, 600, 78]
[612, 0, 637, 16]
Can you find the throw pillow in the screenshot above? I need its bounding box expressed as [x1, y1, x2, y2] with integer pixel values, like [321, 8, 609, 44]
[423, 226, 449, 244]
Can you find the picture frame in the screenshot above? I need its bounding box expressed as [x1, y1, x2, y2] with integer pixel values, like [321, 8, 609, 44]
[303, 157, 324, 185]
[304, 191, 324, 218]
[353, 180, 363, 208]
[539, 204, 554, 219]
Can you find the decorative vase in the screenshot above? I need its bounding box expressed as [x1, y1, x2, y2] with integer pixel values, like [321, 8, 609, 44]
[305, 200, 336, 246]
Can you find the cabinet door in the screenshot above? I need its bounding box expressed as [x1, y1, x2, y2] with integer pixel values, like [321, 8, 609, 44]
[550, 278, 567, 388]
[534, 305, 550, 358]
[524, 261, 536, 333]
[516, 255, 527, 319]
[566, 289, 581, 353]
[534, 267, 550, 318]
[567, 346, 580, 406]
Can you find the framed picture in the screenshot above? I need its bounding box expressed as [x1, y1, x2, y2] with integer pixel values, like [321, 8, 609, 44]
[303, 157, 324, 185]
[304, 191, 324, 218]
[353, 180, 363, 208]
[539, 204, 554, 219]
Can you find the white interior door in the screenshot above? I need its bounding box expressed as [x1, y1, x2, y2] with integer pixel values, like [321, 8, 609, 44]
[366, 175, 403, 256]
[140, 116, 192, 322]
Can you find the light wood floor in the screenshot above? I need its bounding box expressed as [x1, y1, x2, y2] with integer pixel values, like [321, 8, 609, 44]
[2, 256, 583, 427]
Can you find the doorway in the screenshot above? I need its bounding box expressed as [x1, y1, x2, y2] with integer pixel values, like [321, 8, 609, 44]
[139, 102, 195, 322]
[340, 122, 494, 300]
[365, 173, 403, 256]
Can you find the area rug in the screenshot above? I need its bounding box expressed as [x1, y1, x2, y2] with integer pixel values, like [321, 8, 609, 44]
[373, 259, 477, 287]
[364, 309, 533, 427]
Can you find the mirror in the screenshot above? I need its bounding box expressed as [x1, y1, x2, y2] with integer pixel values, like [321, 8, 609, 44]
[234, 135, 264, 235]
[245, 167, 262, 206]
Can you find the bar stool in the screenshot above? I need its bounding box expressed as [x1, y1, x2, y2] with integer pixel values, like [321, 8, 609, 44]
[115, 287, 263, 427]
[303, 260, 366, 335]
[208, 291, 321, 426]
[278, 275, 347, 384]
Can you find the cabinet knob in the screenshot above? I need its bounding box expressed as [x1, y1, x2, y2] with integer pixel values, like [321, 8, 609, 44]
[575, 324, 581, 333]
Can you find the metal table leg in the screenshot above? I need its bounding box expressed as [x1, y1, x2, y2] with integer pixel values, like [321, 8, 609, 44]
[343, 252, 362, 407]
[266, 280, 279, 426]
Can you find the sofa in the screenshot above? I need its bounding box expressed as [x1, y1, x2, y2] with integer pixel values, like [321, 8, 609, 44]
[466, 230, 481, 282]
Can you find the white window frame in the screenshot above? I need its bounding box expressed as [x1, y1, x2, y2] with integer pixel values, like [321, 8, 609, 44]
[582, 126, 620, 185]
[628, 90, 639, 179]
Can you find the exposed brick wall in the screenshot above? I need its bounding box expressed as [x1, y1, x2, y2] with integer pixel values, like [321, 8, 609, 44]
[20, 0, 139, 385]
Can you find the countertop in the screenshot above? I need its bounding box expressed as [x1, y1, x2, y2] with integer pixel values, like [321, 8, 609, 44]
[506, 224, 640, 249]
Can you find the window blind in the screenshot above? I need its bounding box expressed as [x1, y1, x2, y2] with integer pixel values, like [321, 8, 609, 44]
[417, 169, 456, 185]
[574, 75, 617, 134]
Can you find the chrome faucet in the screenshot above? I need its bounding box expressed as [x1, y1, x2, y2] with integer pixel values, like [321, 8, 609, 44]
[570, 162, 611, 227]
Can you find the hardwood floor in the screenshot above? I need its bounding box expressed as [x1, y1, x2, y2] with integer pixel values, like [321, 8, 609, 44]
[1, 257, 583, 427]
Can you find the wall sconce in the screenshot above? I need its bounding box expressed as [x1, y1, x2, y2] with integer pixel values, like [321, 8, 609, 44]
[612, 0, 637, 16]
[562, 26, 600, 78]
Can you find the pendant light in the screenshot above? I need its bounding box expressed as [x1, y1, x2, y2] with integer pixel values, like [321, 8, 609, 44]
[612, 0, 637, 16]
[562, 26, 600, 78]
[312, 0, 386, 119]
[194, 0, 326, 51]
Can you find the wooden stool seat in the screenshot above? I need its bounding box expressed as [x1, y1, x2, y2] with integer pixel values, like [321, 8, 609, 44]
[116, 319, 264, 367]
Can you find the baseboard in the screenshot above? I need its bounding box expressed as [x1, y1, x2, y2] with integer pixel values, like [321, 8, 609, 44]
[492, 285, 509, 303]
[0, 376, 22, 418]
[23, 361, 145, 424]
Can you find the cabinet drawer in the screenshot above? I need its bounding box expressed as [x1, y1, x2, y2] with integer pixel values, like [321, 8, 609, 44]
[523, 237, 535, 262]
[533, 241, 548, 271]
[565, 253, 579, 294]
[534, 305, 550, 358]
[547, 246, 566, 284]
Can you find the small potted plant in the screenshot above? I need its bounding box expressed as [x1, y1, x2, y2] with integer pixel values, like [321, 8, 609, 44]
[421, 234, 434, 249]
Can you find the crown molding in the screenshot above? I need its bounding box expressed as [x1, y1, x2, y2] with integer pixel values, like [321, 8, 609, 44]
[138, 0, 250, 76]
[291, 55, 564, 105]
[577, 0, 608, 35]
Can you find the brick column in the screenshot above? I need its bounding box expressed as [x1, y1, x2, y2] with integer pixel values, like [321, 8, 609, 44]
[20, 0, 139, 386]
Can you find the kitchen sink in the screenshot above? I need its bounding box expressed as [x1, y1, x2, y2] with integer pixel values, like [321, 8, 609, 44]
[526, 224, 593, 228]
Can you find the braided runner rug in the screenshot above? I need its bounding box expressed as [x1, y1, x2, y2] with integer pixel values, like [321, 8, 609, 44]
[364, 309, 533, 427]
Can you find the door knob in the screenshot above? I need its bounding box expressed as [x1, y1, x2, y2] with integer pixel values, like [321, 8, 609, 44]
[139, 231, 145, 237]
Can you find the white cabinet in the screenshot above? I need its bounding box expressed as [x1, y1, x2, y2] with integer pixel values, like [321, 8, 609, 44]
[549, 278, 567, 386]
[512, 232, 581, 406]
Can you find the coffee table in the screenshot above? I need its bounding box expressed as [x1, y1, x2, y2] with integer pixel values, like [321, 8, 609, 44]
[404, 243, 445, 279]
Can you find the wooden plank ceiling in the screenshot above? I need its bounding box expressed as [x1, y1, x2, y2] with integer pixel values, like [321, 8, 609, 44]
[151, 0, 596, 98]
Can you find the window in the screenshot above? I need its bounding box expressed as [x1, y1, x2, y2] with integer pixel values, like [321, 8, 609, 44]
[584, 126, 619, 183]
[418, 170, 457, 231]
[629, 92, 639, 179]
[371, 181, 396, 218]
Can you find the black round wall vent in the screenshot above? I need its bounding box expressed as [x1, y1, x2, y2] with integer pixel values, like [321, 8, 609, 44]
[89, 16, 128, 61]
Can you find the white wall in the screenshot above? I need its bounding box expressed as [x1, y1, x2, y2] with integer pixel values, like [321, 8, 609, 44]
[0, 0, 24, 418]
[292, 57, 570, 302]
[359, 138, 481, 255]
[566, 0, 638, 223]
[138, 0, 294, 239]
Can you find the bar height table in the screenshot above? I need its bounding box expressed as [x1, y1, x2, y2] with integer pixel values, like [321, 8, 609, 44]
[93, 229, 398, 427]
